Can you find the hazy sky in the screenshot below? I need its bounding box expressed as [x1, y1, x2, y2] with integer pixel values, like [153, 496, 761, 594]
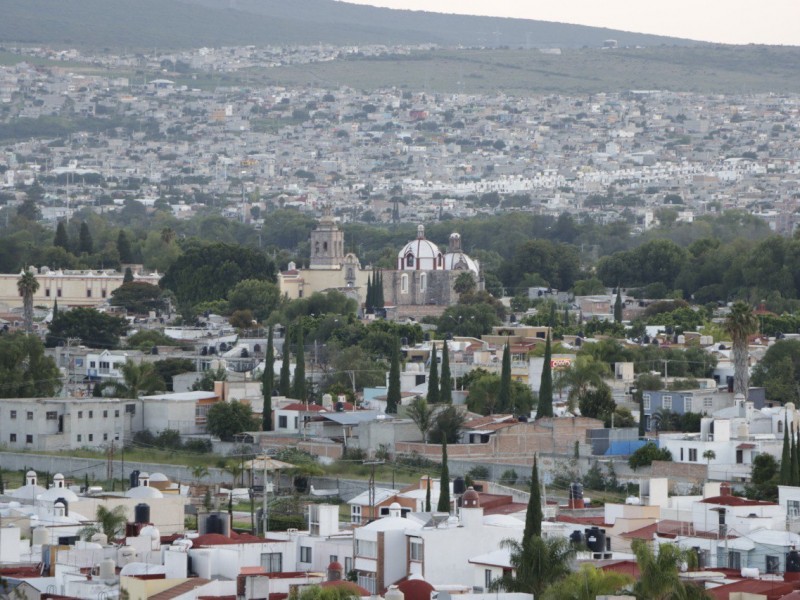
[343, 1, 800, 45]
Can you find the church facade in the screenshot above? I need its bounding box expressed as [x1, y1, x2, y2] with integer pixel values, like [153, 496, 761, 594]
[278, 215, 370, 304]
[382, 225, 482, 318]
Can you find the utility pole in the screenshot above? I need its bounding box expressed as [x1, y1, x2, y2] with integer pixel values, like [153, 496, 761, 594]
[364, 460, 384, 523]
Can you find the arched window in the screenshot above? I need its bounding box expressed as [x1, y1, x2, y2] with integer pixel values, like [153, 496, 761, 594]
[420, 273, 427, 292]
[323, 241, 328, 253]
[401, 274, 409, 294]
[347, 267, 354, 280]
[315, 242, 320, 254]
[437, 254, 443, 268]
[778, 420, 784, 433]
[406, 253, 415, 268]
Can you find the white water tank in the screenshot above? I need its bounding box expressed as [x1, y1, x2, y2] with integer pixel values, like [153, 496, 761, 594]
[100, 558, 116, 581]
[91, 532, 108, 546]
[741, 567, 759, 578]
[385, 585, 405, 600]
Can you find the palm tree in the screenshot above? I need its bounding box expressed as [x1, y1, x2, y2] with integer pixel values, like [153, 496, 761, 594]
[224, 461, 245, 515]
[632, 539, 711, 600]
[191, 465, 209, 483]
[725, 301, 759, 398]
[542, 564, 632, 600]
[17, 270, 39, 334]
[491, 536, 576, 597]
[79, 505, 128, 541]
[554, 355, 611, 412]
[110, 360, 163, 398]
[703, 449, 716, 467]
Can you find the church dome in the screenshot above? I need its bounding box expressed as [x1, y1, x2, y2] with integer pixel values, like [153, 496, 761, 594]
[397, 225, 443, 271]
[444, 232, 479, 274]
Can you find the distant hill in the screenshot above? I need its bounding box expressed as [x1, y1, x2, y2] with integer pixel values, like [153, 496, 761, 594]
[2, 0, 698, 49]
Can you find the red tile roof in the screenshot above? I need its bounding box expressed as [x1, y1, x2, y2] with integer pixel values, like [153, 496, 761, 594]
[700, 495, 778, 507]
[707, 579, 797, 600]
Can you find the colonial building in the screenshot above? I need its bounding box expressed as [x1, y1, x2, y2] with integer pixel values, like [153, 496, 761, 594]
[382, 226, 481, 319]
[278, 214, 370, 304]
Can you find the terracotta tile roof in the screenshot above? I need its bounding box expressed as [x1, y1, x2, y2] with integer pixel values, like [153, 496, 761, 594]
[700, 495, 777, 507]
[149, 579, 211, 600]
[707, 579, 797, 600]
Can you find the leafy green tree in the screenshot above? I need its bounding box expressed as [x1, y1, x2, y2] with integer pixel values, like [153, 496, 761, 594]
[752, 340, 800, 404]
[454, 272, 477, 295]
[746, 453, 779, 501]
[492, 536, 575, 596]
[152, 358, 194, 392]
[227, 279, 281, 323]
[126, 329, 181, 351]
[17, 270, 39, 334]
[537, 332, 554, 418]
[631, 539, 709, 600]
[123, 267, 134, 284]
[263, 326, 274, 431]
[192, 365, 227, 391]
[0, 333, 61, 397]
[578, 384, 615, 423]
[110, 282, 165, 314]
[437, 303, 501, 338]
[629, 442, 673, 470]
[160, 241, 275, 311]
[292, 325, 306, 400]
[406, 396, 434, 442]
[467, 374, 534, 416]
[429, 405, 466, 444]
[542, 564, 632, 600]
[427, 344, 440, 404]
[78, 221, 93, 254]
[46, 307, 128, 348]
[206, 400, 257, 441]
[294, 584, 360, 600]
[386, 337, 400, 414]
[437, 439, 450, 513]
[555, 356, 611, 412]
[117, 230, 134, 263]
[725, 301, 759, 397]
[440, 341, 452, 404]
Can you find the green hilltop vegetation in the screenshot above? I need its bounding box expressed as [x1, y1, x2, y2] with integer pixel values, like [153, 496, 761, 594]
[3, 0, 692, 50]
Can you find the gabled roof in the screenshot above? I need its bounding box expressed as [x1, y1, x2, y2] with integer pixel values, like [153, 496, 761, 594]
[149, 579, 211, 600]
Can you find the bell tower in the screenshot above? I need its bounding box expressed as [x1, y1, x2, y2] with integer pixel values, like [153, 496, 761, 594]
[310, 209, 345, 269]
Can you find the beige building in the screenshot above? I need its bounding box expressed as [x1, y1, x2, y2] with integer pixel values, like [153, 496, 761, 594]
[277, 215, 370, 304]
[0, 266, 161, 311]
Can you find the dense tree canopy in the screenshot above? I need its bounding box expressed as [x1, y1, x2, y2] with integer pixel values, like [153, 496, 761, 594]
[0, 333, 62, 397]
[46, 307, 128, 349]
[206, 400, 257, 441]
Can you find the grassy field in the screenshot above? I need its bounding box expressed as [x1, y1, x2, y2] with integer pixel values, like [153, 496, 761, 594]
[253, 46, 800, 95]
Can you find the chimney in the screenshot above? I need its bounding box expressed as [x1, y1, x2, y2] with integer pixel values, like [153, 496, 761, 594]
[720, 482, 731, 497]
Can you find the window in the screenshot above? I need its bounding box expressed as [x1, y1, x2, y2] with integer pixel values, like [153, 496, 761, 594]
[88, 411, 93, 419]
[27, 411, 33, 420]
[101, 289, 107, 298]
[78, 411, 83, 418]
[57, 288, 62, 297]
[688, 448, 698, 462]
[420, 273, 426, 292]
[103, 410, 108, 418]
[358, 573, 376, 595]
[300, 546, 312, 563]
[401, 274, 409, 293]
[9, 434, 16, 442]
[26, 435, 33, 444]
[684, 397, 693, 413]
[406, 253, 414, 268]
[125, 404, 136, 414]
[662, 395, 673, 410]
[77, 434, 82, 442]
[86, 289, 92, 297]
[767, 555, 780, 574]
[680, 448, 684, 461]
[703, 397, 713, 409]
[779, 420, 784, 433]
[728, 551, 741, 570]
[351, 505, 362, 524]
[278, 415, 288, 429]
[88, 434, 94, 442]
[115, 410, 120, 417]
[355, 538, 377, 558]
[330, 555, 338, 565]
[642, 394, 651, 411]
[45, 288, 51, 297]
[261, 552, 282, 573]
[345, 557, 352, 574]
[10, 410, 16, 419]
[485, 569, 494, 590]
[103, 433, 108, 441]
[409, 538, 423, 561]
[46, 411, 58, 420]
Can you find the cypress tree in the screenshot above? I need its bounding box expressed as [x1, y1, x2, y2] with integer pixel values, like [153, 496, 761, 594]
[563, 306, 570, 328]
[386, 336, 401, 414]
[376, 270, 384, 309]
[427, 344, 440, 404]
[498, 339, 512, 413]
[279, 335, 291, 396]
[54, 221, 69, 251]
[537, 332, 554, 418]
[549, 303, 556, 328]
[638, 392, 647, 438]
[425, 476, 431, 512]
[117, 230, 133, 263]
[781, 419, 791, 485]
[366, 274, 373, 313]
[293, 325, 306, 401]
[262, 326, 274, 431]
[52, 298, 58, 319]
[791, 423, 799, 487]
[437, 440, 450, 513]
[123, 267, 134, 284]
[440, 341, 452, 404]
[78, 221, 93, 254]
[523, 455, 543, 540]
[614, 288, 623, 323]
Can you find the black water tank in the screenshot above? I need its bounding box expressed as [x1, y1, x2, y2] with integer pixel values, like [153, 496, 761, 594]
[129, 470, 140, 489]
[473, 484, 484, 492]
[569, 530, 584, 546]
[135, 503, 150, 524]
[788, 550, 800, 573]
[207, 514, 222, 534]
[569, 482, 584, 501]
[453, 477, 466, 495]
[585, 527, 606, 553]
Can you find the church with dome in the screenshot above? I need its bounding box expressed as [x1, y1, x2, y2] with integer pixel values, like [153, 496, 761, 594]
[383, 225, 482, 318]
